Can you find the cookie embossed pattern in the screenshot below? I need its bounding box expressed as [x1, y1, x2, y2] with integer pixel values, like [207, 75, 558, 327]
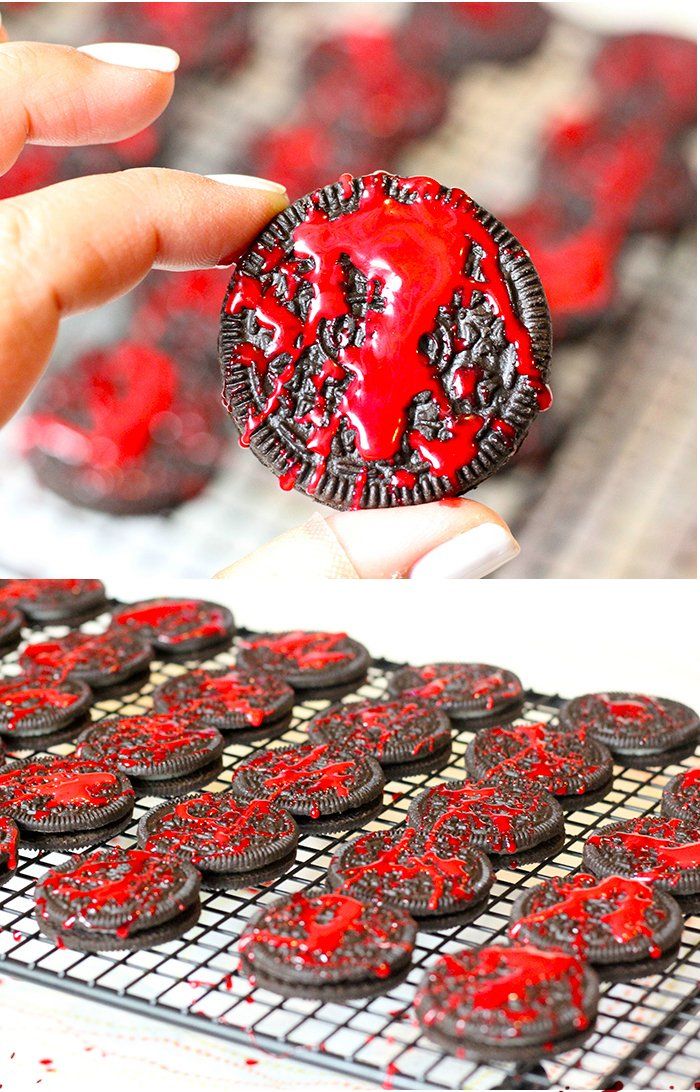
[0, 609, 698, 1090]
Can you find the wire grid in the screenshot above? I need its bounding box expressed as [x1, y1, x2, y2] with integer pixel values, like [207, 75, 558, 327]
[0, 616, 698, 1089]
[0, 4, 695, 580]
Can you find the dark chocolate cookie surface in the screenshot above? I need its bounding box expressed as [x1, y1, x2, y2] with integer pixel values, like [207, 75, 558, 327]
[239, 887, 416, 999]
[388, 662, 524, 719]
[151, 667, 295, 732]
[237, 630, 369, 689]
[0, 677, 92, 740]
[113, 598, 235, 654]
[662, 767, 700, 824]
[307, 697, 451, 768]
[414, 943, 598, 1062]
[559, 693, 700, 757]
[220, 171, 552, 510]
[20, 628, 152, 689]
[0, 816, 19, 878]
[229, 741, 384, 830]
[327, 823, 493, 922]
[582, 815, 700, 895]
[76, 713, 225, 783]
[0, 579, 107, 623]
[0, 756, 134, 833]
[509, 872, 683, 970]
[138, 792, 298, 886]
[408, 779, 564, 856]
[466, 721, 613, 799]
[0, 605, 24, 650]
[35, 846, 200, 951]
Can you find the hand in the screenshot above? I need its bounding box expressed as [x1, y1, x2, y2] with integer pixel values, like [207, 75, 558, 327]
[0, 31, 519, 580]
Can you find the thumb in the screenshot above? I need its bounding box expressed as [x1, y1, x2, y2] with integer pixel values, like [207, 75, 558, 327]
[214, 500, 519, 581]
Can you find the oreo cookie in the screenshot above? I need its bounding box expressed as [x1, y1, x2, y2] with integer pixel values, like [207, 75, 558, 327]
[414, 943, 598, 1062]
[239, 887, 416, 1000]
[509, 872, 683, 981]
[388, 662, 524, 721]
[237, 631, 369, 692]
[0, 606, 23, 652]
[151, 667, 295, 735]
[0, 678, 92, 742]
[22, 342, 228, 515]
[327, 823, 493, 928]
[408, 779, 564, 858]
[0, 816, 19, 879]
[105, 1, 253, 74]
[0, 756, 134, 842]
[35, 846, 201, 952]
[76, 713, 224, 796]
[138, 792, 299, 889]
[219, 171, 552, 511]
[592, 33, 697, 130]
[113, 598, 235, 656]
[307, 697, 452, 773]
[559, 693, 700, 760]
[662, 768, 700, 824]
[20, 628, 152, 690]
[229, 741, 385, 832]
[582, 815, 700, 896]
[0, 579, 107, 624]
[466, 722, 613, 804]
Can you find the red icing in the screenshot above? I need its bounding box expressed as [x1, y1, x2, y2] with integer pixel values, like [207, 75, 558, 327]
[21, 344, 178, 470]
[0, 682, 82, 730]
[0, 578, 102, 608]
[589, 818, 700, 883]
[240, 631, 352, 671]
[476, 721, 605, 795]
[225, 173, 548, 506]
[420, 782, 540, 854]
[394, 662, 521, 711]
[76, 714, 220, 771]
[20, 629, 145, 682]
[509, 874, 663, 958]
[114, 600, 230, 645]
[157, 670, 285, 727]
[261, 746, 353, 806]
[0, 817, 19, 871]
[679, 768, 700, 790]
[310, 699, 444, 759]
[143, 795, 291, 865]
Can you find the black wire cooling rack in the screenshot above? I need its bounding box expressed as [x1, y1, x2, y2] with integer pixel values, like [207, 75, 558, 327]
[1, 613, 699, 1090]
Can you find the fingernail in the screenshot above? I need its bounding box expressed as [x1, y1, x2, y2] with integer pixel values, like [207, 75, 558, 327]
[78, 43, 181, 73]
[409, 523, 520, 580]
[206, 173, 288, 195]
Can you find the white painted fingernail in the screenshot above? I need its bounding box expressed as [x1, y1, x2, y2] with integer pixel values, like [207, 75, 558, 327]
[206, 173, 288, 195]
[409, 523, 520, 580]
[78, 43, 180, 73]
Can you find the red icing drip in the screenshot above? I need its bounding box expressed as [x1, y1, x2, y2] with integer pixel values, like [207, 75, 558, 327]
[590, 828, 700, 880]
[0, 817, 19, 871]
[21, 343, 178, 469]
[0, 760, 123, 817]
[143, 796, 288, 865]
[182, 672, 277, 726]
[479, 722, 601, 795]
[0, 684, 81, 729]
[226, 173, 547, 504]
[311, 699, 441, 758]
[114, 600, 230, 644]
[261, 745, 354, 806]
[76, 714, 219, 770]
[509, 874, 661, 957]
[424, 783, 532, 853]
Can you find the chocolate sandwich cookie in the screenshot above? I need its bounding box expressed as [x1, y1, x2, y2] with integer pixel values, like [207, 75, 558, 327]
[219, 171, 552, 511]
[0, 579, 107, 624]
[239, 887, 416, 999]
[20, 628, 152, 690]
[327, 823, 493, 928]
[23, 342, 228, 516]
[592, 33, 697, 130]
[138, 792, 299, 889]
[307, 697, 452, 773]
[229, 741, 385, 832]
[559, 692, 700, 760]
[662, 768, 700, 824]
[509, 872, 683, 981]
[0, 678, 92, 742]
[237, 631, 370, 692]
[408, 779, 564, 859]
[414, 943, 598, 1062]
[35, 846, 201, 952]
[466, 722, 613, 804]
[0, 605, 23, 651]
[76, 713, 225, 796]
[0, 756, 135, 847]
[399, 2, 551, 76]
[113, 598, 235, 656]
[582, 815, 700, 896]
[151, 667, 295, 734]
[388, 662, 524, 721]
[0, 815, 19, 878]
[105, 1, 253, 74]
